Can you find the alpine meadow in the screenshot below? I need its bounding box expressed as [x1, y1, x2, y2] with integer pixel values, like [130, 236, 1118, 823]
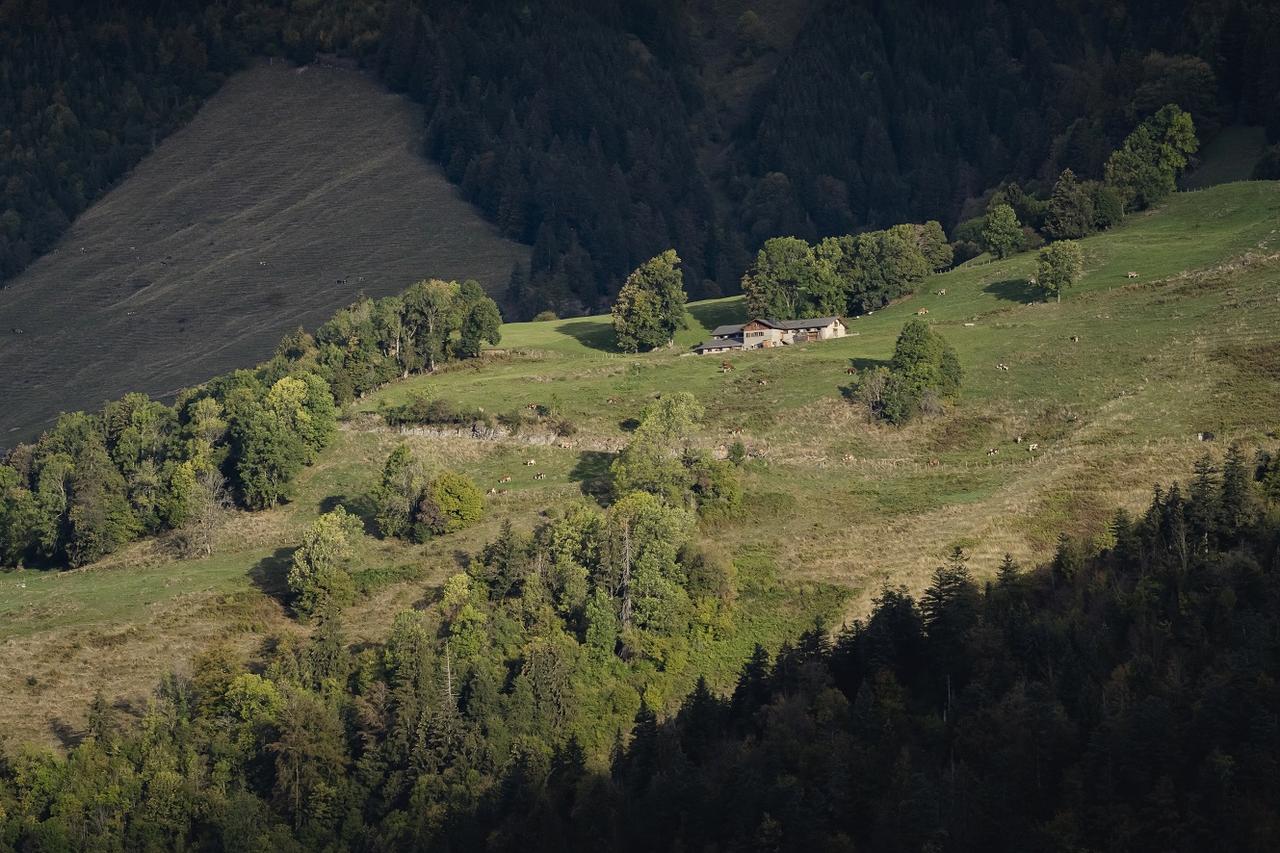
[2, 2, 1280, 852]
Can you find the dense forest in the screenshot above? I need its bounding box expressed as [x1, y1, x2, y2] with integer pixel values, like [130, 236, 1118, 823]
[2, 451, 1278, 850]
[3, 0, 1279, 317]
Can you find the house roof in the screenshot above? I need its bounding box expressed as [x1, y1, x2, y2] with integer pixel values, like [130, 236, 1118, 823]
[772, 316, 842, 330]
[707, 316, 844, 338]
[694, 338, 743, 351]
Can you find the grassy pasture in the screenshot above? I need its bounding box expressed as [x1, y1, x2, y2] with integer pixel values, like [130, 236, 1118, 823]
[0, 62, 528, 444]
[2, 180, 1278, 749]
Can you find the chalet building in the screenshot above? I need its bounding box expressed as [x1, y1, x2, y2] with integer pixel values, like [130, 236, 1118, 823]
[693, 316, 847, 355]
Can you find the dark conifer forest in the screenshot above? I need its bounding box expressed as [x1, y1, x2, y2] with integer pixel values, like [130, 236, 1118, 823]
[3, 453, 1280, 850]
[3, 0, 1279, 315]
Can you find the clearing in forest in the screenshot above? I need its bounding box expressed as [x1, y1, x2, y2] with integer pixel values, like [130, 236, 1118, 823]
[0, 62, 528, 444]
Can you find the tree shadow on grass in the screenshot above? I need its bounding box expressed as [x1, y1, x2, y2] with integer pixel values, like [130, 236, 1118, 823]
[556, 320, 616, 352]
[848, 356, 889, 372]
[984, 278, 1041, 304]
[49, 718, 84, 750]
[569, 450, 615, 505]
[248, 546, 296, 607]
[320, 493, 379, 536]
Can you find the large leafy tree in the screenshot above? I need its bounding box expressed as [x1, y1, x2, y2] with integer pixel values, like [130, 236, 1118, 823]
[458, 281, 503, 358]
[741, 237, 821, 319]
[1104, 104, 1198, 211]
[287, 507, 364, 619]
[1037, 240, 1084, 302]
[403, 279, 464, 372]
[981, 203, 1023, 260]
[611, 393, 704, 503]
[611, 250, 688, 352]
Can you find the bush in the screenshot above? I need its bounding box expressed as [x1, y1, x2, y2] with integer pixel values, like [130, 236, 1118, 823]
[383, 395, 490, 429]
[532, 310, 559, 322]
[551, 416, 578, 438]
[413, 472, 484, 540]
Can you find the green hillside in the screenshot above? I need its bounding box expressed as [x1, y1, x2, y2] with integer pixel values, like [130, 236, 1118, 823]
[2, 181, 1278, 750]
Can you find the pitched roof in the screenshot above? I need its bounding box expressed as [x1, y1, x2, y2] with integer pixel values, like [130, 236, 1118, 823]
[710, 324, 745, 337]
[772, 316, 842, 330]
[694, 338, 743, 351]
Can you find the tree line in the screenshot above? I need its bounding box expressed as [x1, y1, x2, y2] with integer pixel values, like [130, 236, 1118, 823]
[0, 279, 501, 569]
[1, 448, 1278, 850]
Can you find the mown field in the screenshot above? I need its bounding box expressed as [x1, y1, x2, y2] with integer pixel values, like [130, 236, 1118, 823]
[2, 180, 1278, 750]
[0, 61, 528, 445]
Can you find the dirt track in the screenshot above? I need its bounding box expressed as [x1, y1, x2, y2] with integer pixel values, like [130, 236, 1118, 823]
[0, 62, 528, 444]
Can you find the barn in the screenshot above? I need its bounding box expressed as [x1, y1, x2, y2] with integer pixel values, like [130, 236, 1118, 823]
[693, 316, 846, 354]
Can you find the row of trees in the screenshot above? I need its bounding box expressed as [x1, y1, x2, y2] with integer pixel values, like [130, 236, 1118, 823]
[742, 221, 951, 322]
[972, 105, 1199, 260]
[315, 278, 501, 405]
[0, 277, 501, 568]
[2, 450, 1277, 849]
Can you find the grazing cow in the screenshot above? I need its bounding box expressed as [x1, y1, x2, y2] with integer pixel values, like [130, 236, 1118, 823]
[1027, 276, 1038, 286]
[936, 289, 947, 296]
[534, 472, 547, 480]
[1126, 271, 1139, 279]
[720, 361, 734, 373]
[916, 308, 929, 315]
[996, 363, 1010, 371]
[1015, 436, 1023, 444]
[1070, 335, 1080, 342]
[928, 458, 941, 467]
[842, 453, 854, 463]
[987, 448, 999, 456]
[1198, 431, 1215, 441]
[1028, 443, 1039, 451]
[845, 366, 856, 375]
[487, 488, 497, 495]
[558, 441, 575, 449]
[499, 475, 512, 483]
[758, 378, 769, 386]
[524, 459, 536, 466]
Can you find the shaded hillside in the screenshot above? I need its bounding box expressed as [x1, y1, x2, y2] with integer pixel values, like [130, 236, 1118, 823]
[0, 62, 528, 444]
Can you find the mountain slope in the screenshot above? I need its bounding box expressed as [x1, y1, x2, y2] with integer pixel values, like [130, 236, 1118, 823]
[1, 181, 1277, 750]
[0, 61, 528, 444]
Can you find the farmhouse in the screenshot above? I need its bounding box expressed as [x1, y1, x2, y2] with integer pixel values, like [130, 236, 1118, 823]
[694, 316, 847, 354]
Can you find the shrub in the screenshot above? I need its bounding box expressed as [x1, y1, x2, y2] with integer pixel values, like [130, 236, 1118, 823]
[532, 310, 559, 322]
[383, 395, 489, 429]
[413, 472, 484, 540]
